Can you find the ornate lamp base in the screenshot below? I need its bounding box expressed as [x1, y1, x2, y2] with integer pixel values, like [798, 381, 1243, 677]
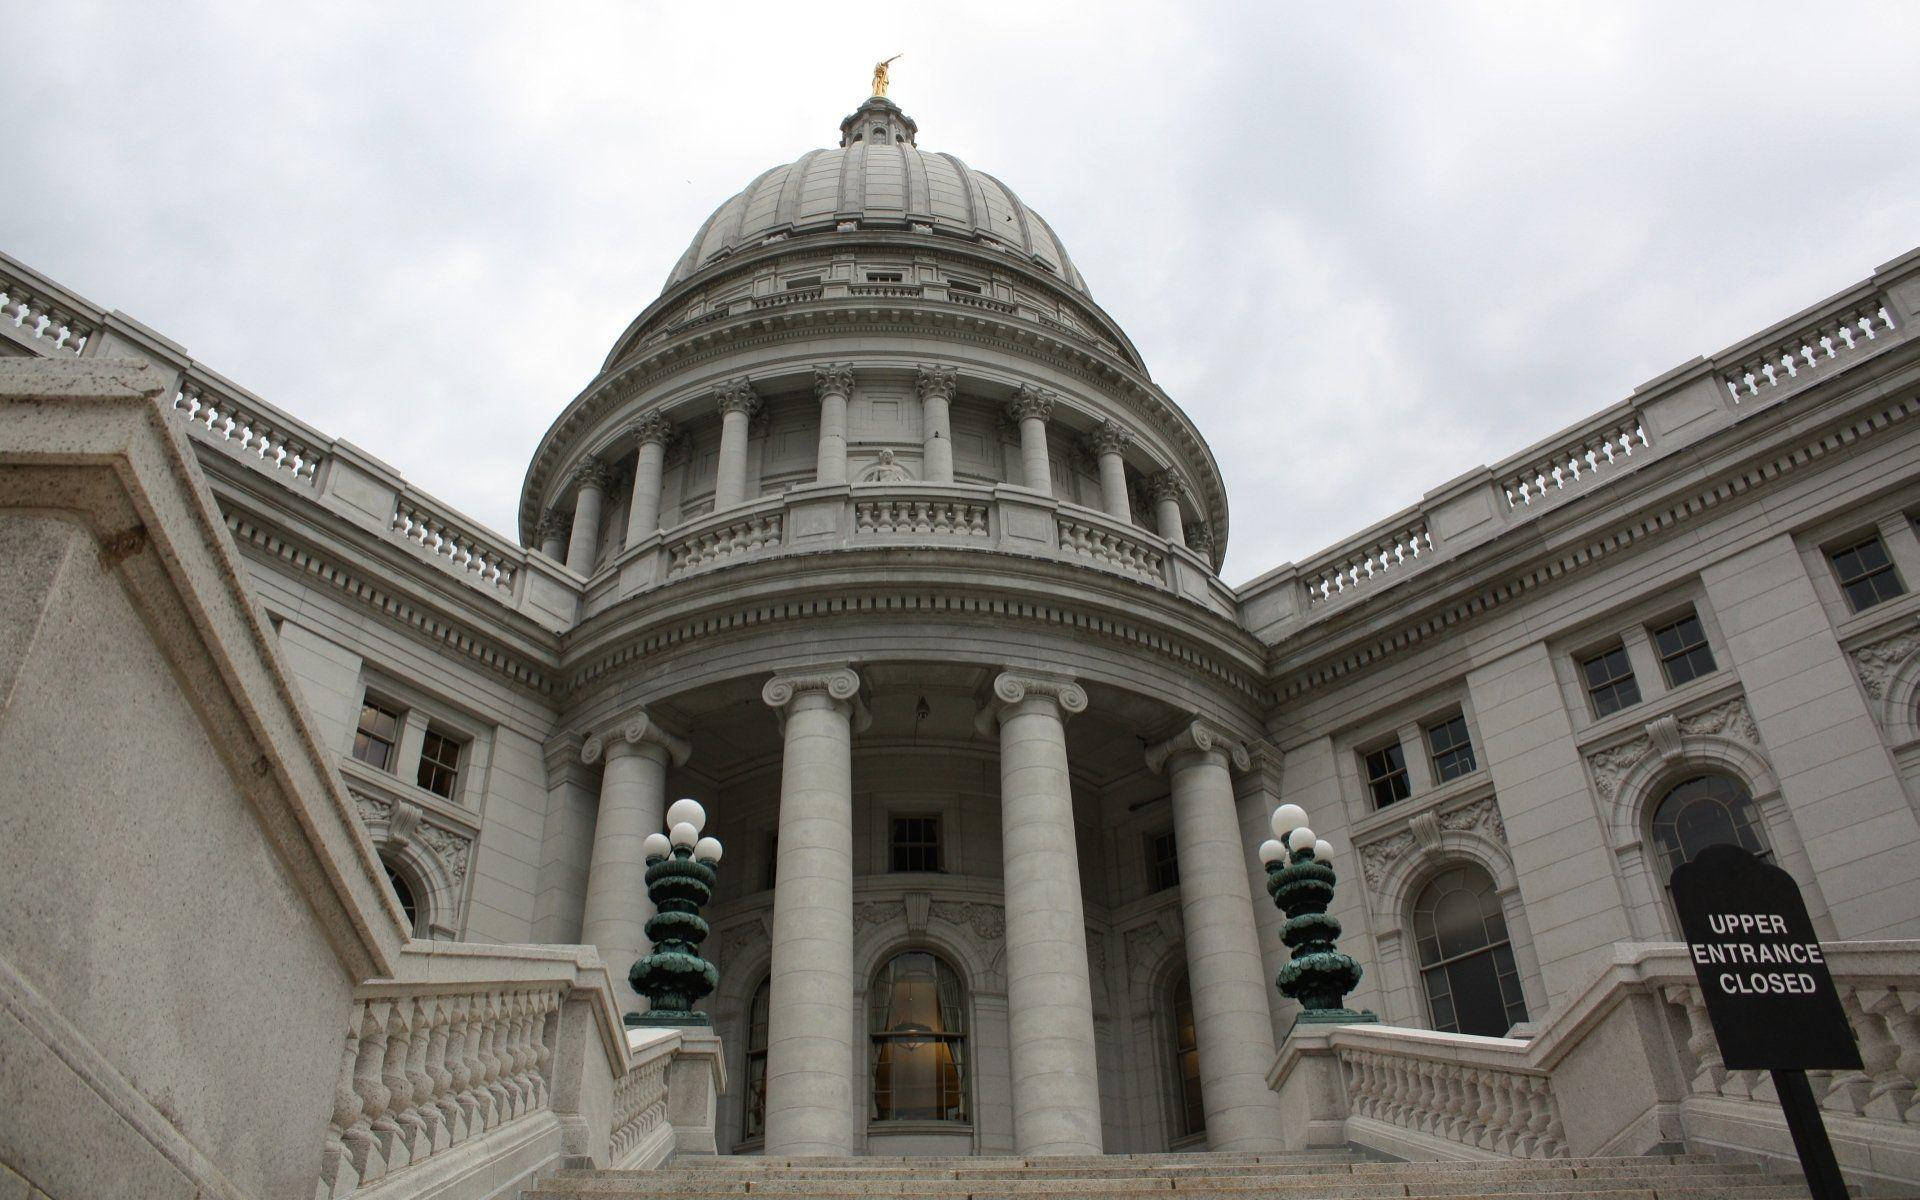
[626, 1009, 711, 1028]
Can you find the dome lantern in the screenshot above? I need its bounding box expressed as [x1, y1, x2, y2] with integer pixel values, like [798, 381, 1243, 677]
[839, 95, 918, 149]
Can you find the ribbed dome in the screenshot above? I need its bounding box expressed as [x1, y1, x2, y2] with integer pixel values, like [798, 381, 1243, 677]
[666, 97, 1089, 297]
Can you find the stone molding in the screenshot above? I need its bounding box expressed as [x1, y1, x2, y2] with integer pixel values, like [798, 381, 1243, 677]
[1082, 418, 1132, 456]
[915, 363, 958, 402]
[1144, 717, 1251, 774]
[629, 411, 675, 447]
[1005, 384, 1055, 424]
[578, 708, 692, 768]
[929, 899, 1005, 942]
[714, 377, 761, 418]
[1849, 621, 1920, 701]
[1356, 794, 1507, 893]
[1583, 695, 1762, 802]
[571, 455, 613, 495]
[1145, 470, 1187, 503]
[813, 363, 855, 398]
[976, 668, 1087, 734]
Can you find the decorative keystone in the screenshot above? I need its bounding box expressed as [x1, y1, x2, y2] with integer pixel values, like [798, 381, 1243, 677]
[814, 363, 856, 398]
[578, 710, 692, 768]
[630, 412, 675, 447]
[1261, 804, 1376, 1026]
[916, 364, 959, 402]
[1082, 419, 1132, 456]
[1145, 470, 1188, 504]
[629, 798, 723, 1027]
[1144, 719, 1251, 775]
[1005, 384, 1055, 424]
[571, 456, 613, 494]
[715, 377, 761, 418]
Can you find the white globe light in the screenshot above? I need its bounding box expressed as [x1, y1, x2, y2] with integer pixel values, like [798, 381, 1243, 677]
[666, 798, 706, 833]
[1270, 804, 1308, 839]
[694, 836, 724, 863]
[642, 832, 671, 860]
[1313, 839, 1335, 862]
[670, 821, 699, 849]
[1288, 826, 1317, 853]
[1258, 839, 1286, 866]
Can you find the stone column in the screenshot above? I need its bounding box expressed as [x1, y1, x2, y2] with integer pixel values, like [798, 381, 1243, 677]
[536, 508, 568, 562]
[579, 712, 691, 1017]
[1145, 471, 1187, 543]
[1084, 420, 1133, 521]
[761, 665, 867, 1156]
[564, 457, 611, 575]
[917, 364, 958, 483]
[980, 669, 1102, 1155]
[713, 378, 761, 510]
[812, 364, 852, 486]
[625, 412, 675, 544]
[1146, 719, 1286, 1150]
[1006, 385, 1055, 496]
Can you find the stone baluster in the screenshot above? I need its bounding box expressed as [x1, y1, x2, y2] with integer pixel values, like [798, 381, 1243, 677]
[580, 712, 693, 1018]
[424, 996, 464, 1146]
[980, 669, 1103, 1155]
[461, 995, 496, 1132]
[347, 1001, 392, 1182]
[917, 364, 958, 483]
[1849, 985, 1916, 1121]
[713, 378, 761, 509]
[626, 413, 675, 543]
[1145, 471, 1186, 543]
[1006, 385, 1056, 495]
[565, 457, 611, 575]
[1663, 984, 1727, 1096]
[813, 364, 853, 485]
[405, 997, 446, 1153]
[536, 508, 568, 561]
[318, 1022, 365, 1196]
[475, 994, 504, 1129]
[1083, 419, 1133, 521]
[761, 665, 867, 1156]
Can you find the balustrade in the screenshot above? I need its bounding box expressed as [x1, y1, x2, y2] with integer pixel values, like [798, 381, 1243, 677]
[854, 495, 989, 537]
[608, 1052, 671, 1164]
[1722, 299, 1898, 402]
[172, 375, 325, 486]
[0, 269, 95, 356]
[1499, 416, 1648, 509]
[1338, 1045, 1565, 1159]
[665, 510, 784, 576]
[1301, 519, 1434, 606]
[391, 496, 521, 592]
[1057, 514, 1166, 582]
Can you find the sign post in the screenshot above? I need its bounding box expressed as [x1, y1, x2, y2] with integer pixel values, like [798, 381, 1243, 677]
[1669, 844, 1860, 1200]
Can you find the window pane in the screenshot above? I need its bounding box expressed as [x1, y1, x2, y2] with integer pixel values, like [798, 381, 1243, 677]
[1145, 829, 1180, 891]
[1364, 742, 1411, 807]
[890, 817, 941, 873]
[352, 701, 400, 771]
[1652, 614, 1716, 687]
[1651, 774, 1771, 878]
[1582, 646, 1640, 717]
[1427, 715, 1477, 782]
[1413, 864, 1528, 1036]
[870, 952, 967, 1123]
[417, 729, 460, 798]
[1171, 975, 1205, 1137]
[1831, 535, 1906, 613]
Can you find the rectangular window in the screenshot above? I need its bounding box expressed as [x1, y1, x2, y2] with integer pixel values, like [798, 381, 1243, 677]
[1581, 644, 1641, 718]
[784, 275, 821, 291]
[1651, 612, 1717, 687]
[890, 816, 942, 873]
[1145, 829, 1180, 892]
[865, 271, 904, 283]
[416, 728, 462, 799]
[1830, 534, 1905, 613]
[1363, 742, 1412, 808]
[352, 700, 401, 772]
[1426, 715, 1478, 783]
[764, 833, 779, 891]
[947, 279, 983, 294]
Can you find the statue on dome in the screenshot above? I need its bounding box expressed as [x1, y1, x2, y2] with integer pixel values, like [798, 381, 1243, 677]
[871, 54, 901, 97]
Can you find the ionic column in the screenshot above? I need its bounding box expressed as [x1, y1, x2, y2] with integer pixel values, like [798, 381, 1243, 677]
[1006, 385, 1055, 496]
[1145, 471, 1187, 543]
[579, 712, 691, 1018]
[1083, 420, 1133, 521]
[980, 670, 1102, 1155]
[1145, 719, 1285, 1150]
[564, 457, 611, 575]
[713, 378, 761, 509]
[535, 508, 568, 562]
[625, 412, 675, 543]
[761, 665, 867, 1156]
[917, 364, 958, 483]
[812, 364, 853, 485]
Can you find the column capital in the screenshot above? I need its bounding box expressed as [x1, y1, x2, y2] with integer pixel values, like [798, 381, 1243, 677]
[1081, 418, 1132, 456]
[1144, 469, 1187, 503]
[715, 377, 761, 418]
[1145, 718, 1251, 775]
[762, 664, 869, 730]
[629, 411, 675, 447]
[580, 708, 691, 767]
[535, 507, 569, 539]
[915, 363, 958, 402]
[1005, 384, 1055, 424]
[976, 669, 1086, 734]
[1184, 520, 1215, 552]
[813, 363, 855, 398]
[571, 455, 613, 495]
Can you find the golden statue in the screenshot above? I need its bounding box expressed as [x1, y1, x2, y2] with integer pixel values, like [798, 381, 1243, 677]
[871, 54, 901, 98]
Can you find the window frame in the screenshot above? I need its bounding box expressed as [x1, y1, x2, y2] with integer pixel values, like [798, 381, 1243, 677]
[352, 698, 403, 773]
[1424, 713, 1478, 784]
[1362, 740, 1412, 809]
[1579, 642, 1642, 719]
[1411, 864, 1529, 1037]
[867, 950, 970, 1125]
[1648, 610, 1717, 688]
[742, 977, 771, 1141]
[1166, 973, 1205, 1140]
[1144, 827, 1180, 893]
[415, 726, 463, 800]
[1828, 532, 1907, 614]
[888, 814, 943, 874]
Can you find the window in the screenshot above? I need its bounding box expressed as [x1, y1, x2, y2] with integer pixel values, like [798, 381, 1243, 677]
[1581, 644, 1640, 718]
[947, 279, 983, 295]
[1650, 774, 1770, 881]
[865, 271, 904, 283]
[763, 833, 779, 891]
[785, 275, 821, 291]
[416, 728, 461, 799]
[889, 817, 942, 873]
[1426, 715, 1477, 783]
[1363, 742, 1411, 808]
[1651, 612, 1716, 687]
[743, 978, 770, 1140]
[869, 952, 967, 1123]
[353, 701, 401, 771]
[1145, 828, 1180, 892]
[1168, 974, 1205, 1138]
[382, 858, 418, 934]
[1413, 865, 1528, 1037]
[1830, 534, 1905, 613]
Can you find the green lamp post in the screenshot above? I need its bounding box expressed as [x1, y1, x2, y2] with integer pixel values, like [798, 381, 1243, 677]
[627, 797, 722, 1028]
[1261, 803, 1376, 1026]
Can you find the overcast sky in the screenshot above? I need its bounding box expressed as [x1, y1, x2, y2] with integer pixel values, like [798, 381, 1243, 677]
[9, 3, 1917, 583]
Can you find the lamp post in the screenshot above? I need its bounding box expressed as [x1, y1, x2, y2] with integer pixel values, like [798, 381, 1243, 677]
[1260, 803, 1376, 1026]
[628, 797, 723, 1027]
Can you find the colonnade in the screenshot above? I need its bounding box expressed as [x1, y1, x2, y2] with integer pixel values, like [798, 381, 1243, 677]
[538, 366, 1206, 573]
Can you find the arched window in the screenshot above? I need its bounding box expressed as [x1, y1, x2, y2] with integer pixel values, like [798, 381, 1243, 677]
[868, 951, 967, 1123]
[1650, 774, 1769, 880]
[1413, 865, 1528, 1037]
[1167, 973, 1205, 1139]
[382, 858, 418, 935]
[743, 978, 770, 1140]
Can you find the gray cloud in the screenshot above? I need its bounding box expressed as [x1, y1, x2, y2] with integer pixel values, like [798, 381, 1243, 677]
[8, 1, 1916, 582]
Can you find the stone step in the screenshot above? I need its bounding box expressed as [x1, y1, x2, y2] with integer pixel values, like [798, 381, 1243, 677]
[641, 1162, 1768, 1183]
[528, 1186, 1812, 1200]
[666, 1153, 1364, 1170]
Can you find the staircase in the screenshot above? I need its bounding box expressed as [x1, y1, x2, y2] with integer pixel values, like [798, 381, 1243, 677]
[527, 1149, 1825, 1200]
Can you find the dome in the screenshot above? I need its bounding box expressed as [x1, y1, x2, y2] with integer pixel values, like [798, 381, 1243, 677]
[665, 97, 1089, 297]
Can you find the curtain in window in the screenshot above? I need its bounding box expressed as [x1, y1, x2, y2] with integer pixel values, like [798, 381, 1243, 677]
[868, 951, 968, 1122]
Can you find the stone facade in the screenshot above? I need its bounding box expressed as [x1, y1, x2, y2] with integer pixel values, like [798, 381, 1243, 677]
[5, 88, 1920, 1166]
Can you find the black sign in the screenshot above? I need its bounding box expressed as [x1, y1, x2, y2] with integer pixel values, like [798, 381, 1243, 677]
[1670, 844, 1860, 1072]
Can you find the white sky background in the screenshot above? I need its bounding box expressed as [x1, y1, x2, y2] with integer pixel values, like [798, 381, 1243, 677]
[8, 3, 1918, 584]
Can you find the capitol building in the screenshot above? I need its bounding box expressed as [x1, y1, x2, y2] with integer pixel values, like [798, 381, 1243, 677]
[3, 84, 1920, 1200]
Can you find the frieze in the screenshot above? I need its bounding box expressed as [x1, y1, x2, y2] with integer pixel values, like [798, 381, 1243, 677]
[1584, 696, 1762, 800]
[929, 900, 1004, 942]
[347, 788, 474, 886]
[854, 900, 904, 930]
[1355, 795, 1507, 892]
[1849, 622, 1920, 701]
